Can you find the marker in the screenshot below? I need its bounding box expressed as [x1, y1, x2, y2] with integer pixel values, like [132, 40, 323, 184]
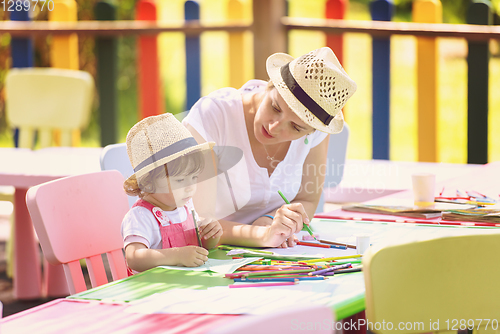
[229, 281, 298, 288]
[192, 209, 202, 247]
[278, 190, 317, 241]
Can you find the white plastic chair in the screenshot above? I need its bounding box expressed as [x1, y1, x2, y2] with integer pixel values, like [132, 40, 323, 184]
[26, 170, 129, 294]
[5, 67, 94, 148]
[100, 143, 137, 208]
[208, 304, 336, 334]
[316, 123, 349, 213]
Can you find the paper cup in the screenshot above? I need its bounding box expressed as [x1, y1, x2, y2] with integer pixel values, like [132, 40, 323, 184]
[356, 235, 370, 255]
[412, 173, 436, 208]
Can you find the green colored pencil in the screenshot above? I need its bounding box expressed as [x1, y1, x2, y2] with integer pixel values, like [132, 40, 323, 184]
[277, 190, 317, 241]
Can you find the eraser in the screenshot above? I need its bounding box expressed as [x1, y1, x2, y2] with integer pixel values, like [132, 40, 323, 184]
[302, 234, 320, 241]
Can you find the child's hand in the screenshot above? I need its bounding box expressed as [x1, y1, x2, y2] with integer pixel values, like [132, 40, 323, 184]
[176, 246, 209, 267]
[265, 203, 308, 247]
[198, 218, 223, 240]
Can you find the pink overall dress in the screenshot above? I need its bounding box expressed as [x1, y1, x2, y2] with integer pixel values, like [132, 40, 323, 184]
[126, 199, 199, 275]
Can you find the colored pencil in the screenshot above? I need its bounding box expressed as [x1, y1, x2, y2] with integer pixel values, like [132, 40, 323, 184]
[244, 269, 314, 277]
[319, 239, 357, 249]
[234, 276, 325, 282]
[302, 254, 362, 263]
[297, 241, 347, 250]
[278, 190, 317, 241]
[309, 263, 352, 276]
[233, 277, 299, 282]
[191, 210, 202, 247]
[229, 281, 298, 288]
[323, 267, 362, 276]
[218, 245, 274, 255]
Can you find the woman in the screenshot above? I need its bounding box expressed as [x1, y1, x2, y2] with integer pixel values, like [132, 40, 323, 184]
[183, 47, 357, 248]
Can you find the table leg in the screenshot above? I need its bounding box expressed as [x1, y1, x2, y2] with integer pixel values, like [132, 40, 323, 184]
[14, 188, 43, 299]
[342, 311, 367, 334]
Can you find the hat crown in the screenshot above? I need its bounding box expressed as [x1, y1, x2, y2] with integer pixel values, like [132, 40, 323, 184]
[266, 47, 357, 134]
[289, 47, 356, 119]
[126, 114, 192, 171]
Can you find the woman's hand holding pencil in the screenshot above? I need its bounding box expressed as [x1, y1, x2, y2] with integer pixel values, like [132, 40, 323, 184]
[264, 202, 308, 248]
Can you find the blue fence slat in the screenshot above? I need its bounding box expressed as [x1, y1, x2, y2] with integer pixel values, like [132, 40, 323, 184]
[370, 0, 393, 160]
[185, 0, 201, 110]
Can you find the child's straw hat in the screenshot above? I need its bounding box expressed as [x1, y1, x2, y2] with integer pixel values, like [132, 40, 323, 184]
[266, 47, 357, 134]
[126, 113, 215, 182]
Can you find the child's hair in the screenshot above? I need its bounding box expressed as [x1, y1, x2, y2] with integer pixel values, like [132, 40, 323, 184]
[124, 150, 205, 198]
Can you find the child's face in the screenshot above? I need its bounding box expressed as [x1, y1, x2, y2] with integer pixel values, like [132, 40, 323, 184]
[150, 172, 199, 210]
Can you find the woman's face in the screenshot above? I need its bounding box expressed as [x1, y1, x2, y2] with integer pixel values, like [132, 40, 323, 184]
[254, 88, 314, 144]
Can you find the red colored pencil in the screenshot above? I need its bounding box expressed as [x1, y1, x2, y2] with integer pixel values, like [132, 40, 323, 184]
[229, 281, 298, 288]
[296, 241, 331, 248]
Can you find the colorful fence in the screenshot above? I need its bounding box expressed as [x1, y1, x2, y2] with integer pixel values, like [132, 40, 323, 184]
[1, 0, 499, 164]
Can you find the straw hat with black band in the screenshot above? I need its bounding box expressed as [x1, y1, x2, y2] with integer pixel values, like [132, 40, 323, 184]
[266, 47, 357, 134]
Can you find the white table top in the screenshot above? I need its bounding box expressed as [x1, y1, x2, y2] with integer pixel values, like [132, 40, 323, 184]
[0, 147, 102, 188]
[326, 159, 482, 203]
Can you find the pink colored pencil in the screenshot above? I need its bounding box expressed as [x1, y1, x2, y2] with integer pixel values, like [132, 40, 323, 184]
[229, 281, 298, 288]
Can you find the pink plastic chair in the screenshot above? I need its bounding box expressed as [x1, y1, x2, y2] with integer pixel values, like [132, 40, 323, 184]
[26, 170, 129, 294]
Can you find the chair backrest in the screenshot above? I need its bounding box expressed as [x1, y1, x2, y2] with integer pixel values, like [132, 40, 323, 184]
[26, 170, 129, 295]
[100, 143, 138, 208]
[5, 67, 94, 148]
[363, 233, 500, 334]
[208, 304, 335, 334]
[316, 122, 349, 213]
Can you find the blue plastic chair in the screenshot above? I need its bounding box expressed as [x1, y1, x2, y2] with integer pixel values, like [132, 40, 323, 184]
[99, 143, 137, 208]
[316, 123, 349, 214]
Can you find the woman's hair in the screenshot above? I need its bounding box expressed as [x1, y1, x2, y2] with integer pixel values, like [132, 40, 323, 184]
[123, 150, 205, 198]
[266, 80, 275, 91]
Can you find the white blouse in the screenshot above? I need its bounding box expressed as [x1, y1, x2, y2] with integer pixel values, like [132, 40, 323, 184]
[183, 80, 328, 225]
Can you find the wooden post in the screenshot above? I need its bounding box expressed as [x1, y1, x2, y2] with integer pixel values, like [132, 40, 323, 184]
[10, 4, 33, 148]
[136, 0, 163, 119]
[228, 0, 245, 89]
[95, 1, 118, 146]
[467, 0, 492, 164]
[252, 0, 287, 80]
[49, 0, 80, 146]
[414, 0, 442, 163]
[370, 0, 393, 160]
[185, 0, 201, 110]
[325, 0, 347, 66]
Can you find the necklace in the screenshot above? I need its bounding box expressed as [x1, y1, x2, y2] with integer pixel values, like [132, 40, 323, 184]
[263, 143, 283, 161]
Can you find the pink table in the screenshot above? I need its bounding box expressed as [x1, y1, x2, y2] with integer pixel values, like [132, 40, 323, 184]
[0, 147, 102, 299]
[0, 298, 238, 334]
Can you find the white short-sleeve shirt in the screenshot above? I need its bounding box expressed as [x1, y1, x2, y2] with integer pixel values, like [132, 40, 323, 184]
[121, 199, 197, 249]
[182, 80, 328, 225]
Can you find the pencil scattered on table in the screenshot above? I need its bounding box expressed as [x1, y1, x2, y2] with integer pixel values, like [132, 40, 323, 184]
[218, 245, 363, 285]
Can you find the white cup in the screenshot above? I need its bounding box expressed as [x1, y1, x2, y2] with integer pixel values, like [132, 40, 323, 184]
[412, 173, 436, 208]
[356, 235, 370, 255]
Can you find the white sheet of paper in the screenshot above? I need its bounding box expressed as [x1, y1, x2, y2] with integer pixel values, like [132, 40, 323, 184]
[125, 273, 364, 315]
[158, 257, 261, 274]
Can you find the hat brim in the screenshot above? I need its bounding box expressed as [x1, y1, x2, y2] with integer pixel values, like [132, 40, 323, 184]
[126, 143, 244, 193]
[266, 52, 344, 134]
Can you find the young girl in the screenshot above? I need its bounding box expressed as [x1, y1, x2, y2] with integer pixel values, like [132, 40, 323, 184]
[121, 113, 223, 273]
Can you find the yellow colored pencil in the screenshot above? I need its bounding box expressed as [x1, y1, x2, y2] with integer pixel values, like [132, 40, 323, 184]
[302, 254, 362, 263]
